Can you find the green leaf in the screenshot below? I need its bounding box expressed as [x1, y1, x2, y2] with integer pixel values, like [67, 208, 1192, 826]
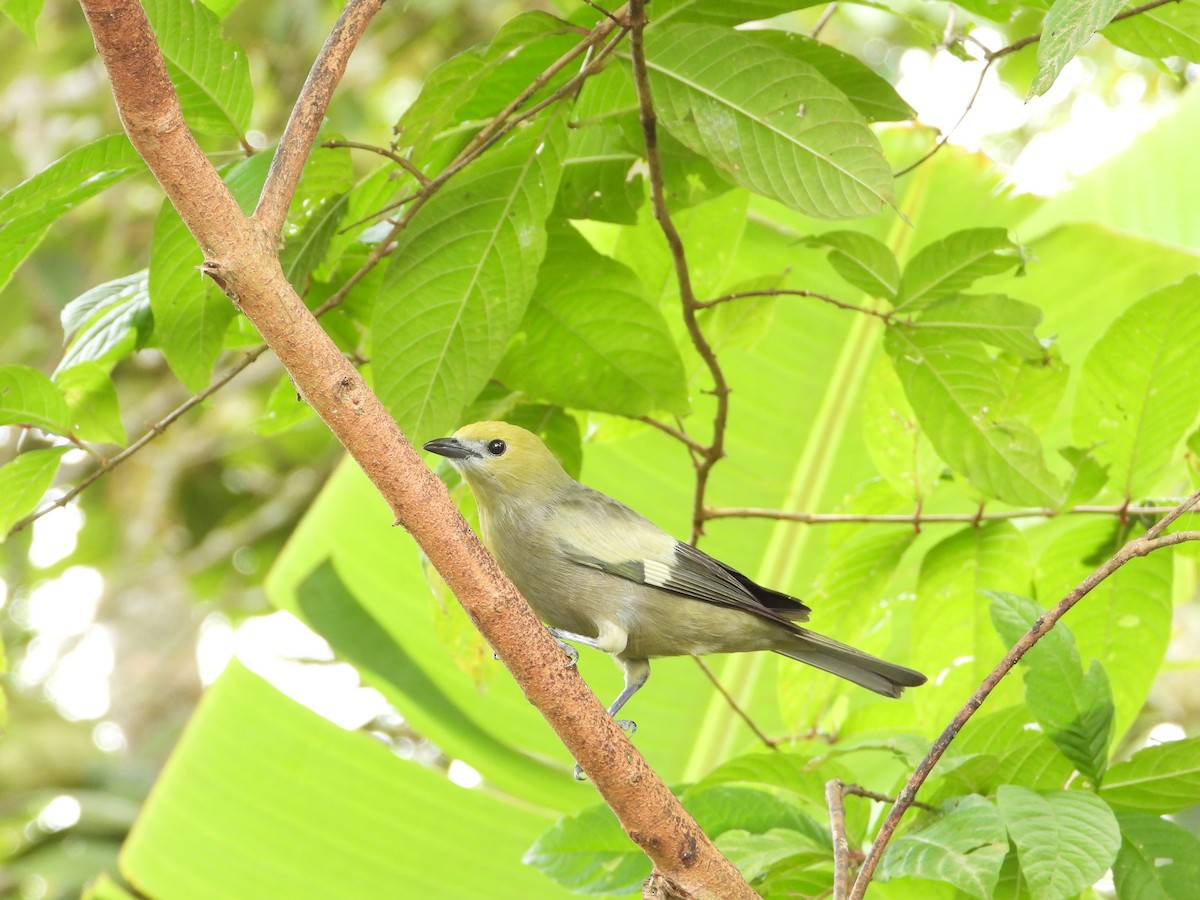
[120, 660, 568, 899]
[142, 0, 252, 139]
[682, 784, 830, 849]
[911, 523, 1030, 730]
[496, 226, 688, 417]
[913, 294, 1047, 361]
[0, 447, 69, 539]
[54, 362, 127, 445]
[1113, 812, 1200, 900]
[884, 327, 1062, 507]
[653, 0, 826, 26]
[374, 113, 567, 440]
[715, 828, 827, 883]
[1104, 0, 1200, 63]
[281, 192, 347, 291]
[1058, 447, 1108, 508]
[1031, 0, 1126, 96]
[644, 23, 894, 219]
[56, 270, 152, 376]
[0, 0, 43, 42]
[741, 31, 913, 124]
[0, 364, 70, 433]
[257, 374, 315, 436]
[0, 134, 144, 296]
[1101, 737, 1200, 814]
[996, 786, 1121, 900]
[880, 795, 1008, 899]
[938, 705, 1074, 796]
[989, 591, 1115, 782]
[895, 229, 1023, 312]
[313, 165, 408, 282]
[1072, 276, 1200, 498]
[525, 801, 647, 896]
[149, 152, 272, 391]
[395, 12, 579, 168]
[805, 231, 900, 299]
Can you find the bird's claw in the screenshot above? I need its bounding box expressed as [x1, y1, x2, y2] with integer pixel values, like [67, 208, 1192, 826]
[556, 640, 579, 668]
[615, 718, 637, 736]
[573, 762, 587, 781]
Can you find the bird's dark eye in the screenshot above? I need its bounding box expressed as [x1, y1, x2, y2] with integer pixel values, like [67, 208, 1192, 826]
[487, 439, 507, 456]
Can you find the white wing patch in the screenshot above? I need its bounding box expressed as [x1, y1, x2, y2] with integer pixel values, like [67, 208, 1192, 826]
[642, 558, 672, 588]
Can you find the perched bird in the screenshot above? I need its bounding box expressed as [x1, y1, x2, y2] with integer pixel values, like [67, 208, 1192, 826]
[424, 421, 925, 751]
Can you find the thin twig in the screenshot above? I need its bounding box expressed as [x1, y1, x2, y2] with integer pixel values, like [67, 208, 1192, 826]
[826, 780, 851, 900]
[893, 57, 993, 179]
[9, 345, 271, 536]
[698, 288, 896, 320]
[637, 416, 707, 456]
[628, 0, 728, 545]
[844, 783, 934, 812]
[693, 657, 778, 750]
[705, 504, 1194, 526]
[322, 139, 431, 184]
[812, 3, 839, 39]
[849, 488, 1200, 899]
[255, 0, 384, 239]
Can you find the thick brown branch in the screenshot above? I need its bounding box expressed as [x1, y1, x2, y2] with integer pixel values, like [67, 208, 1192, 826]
[255, 0, 384, 239]
[79, 1, 747, 895]
[848, 488, 1200, 898]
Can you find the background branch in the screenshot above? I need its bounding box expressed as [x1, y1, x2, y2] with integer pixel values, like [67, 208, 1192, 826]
[76, 1, 752, 896]
[706, 503, 1194, 526]
[255, 0, 383, 239]
[849, 488, 1200, 898]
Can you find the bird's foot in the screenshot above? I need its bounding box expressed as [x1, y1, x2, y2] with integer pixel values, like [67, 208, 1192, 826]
[615, 718, 637, 736]
[573, 762, 587, 781]
[556, 640, 579, 668]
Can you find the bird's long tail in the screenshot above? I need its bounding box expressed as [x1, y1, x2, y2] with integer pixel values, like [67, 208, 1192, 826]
[774, 630, 926, 698]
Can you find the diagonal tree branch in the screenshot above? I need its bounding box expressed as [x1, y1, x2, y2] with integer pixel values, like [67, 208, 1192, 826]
[848, 487, 1200, 898]
[255, 0, 384, 240]
[77, 1, 751, 896]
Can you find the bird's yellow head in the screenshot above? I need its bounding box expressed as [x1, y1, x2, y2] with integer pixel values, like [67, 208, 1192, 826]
[423, 421, 571, 504]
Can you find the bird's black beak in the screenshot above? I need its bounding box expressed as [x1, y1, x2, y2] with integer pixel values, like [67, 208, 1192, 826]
[422, 437, 478, 460]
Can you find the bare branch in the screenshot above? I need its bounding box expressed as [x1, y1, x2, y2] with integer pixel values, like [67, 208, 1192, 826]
[849, 489, 1200, 898]
[705, 503, 1196, 526]
[9, 345, 271, 536]
[628, 0, 729, 546]
[698, 288, 895, 320]
[255, 0, 384, 239]
[322, 139, 431, 184]
[693, 657, 778, 751]
[826, 780, 851, 900]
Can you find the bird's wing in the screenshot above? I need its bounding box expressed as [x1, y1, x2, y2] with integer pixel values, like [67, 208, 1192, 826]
[551, 487, 810, 623]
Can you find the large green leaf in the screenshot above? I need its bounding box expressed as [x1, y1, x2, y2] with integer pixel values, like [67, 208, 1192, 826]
[119, 660, 569, 899]
[54, 361, 127, 445]
[0, 447, 69, 539]
[374, 113, 566, 441]
[1031, 0, 1126, 97]
[1072, 277, 1200, 498]
[911, 523, 1030, 731]
[497, 227, 688, 417]
[1104, 0, 1200, 63]
[805, 231, 900, 300]
[142, 0, 252, 139]
[912, 295, 1047, 361]
[860, 357, 943, 503]
[1112, 812, 1200, 900]
[148, 152, 272, 391]
[643, 23, 894, 219]
[879, 795, 1008, 899]
[990, 591, 1115, 783]
[652, 0, 826, 26]
[1101, 737, 1200, 814]
[884, 327, 1062, 507]
[996, 786, 1120, 900]
[0, 134, 144, 295]
[0, 364, 70, 433]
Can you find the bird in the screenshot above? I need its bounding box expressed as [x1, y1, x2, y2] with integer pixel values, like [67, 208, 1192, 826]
[424, 421, 926, 766]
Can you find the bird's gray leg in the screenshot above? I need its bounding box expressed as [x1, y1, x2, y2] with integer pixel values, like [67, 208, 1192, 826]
[573, 659, 651, 781]
[547, 627, 605, 667]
